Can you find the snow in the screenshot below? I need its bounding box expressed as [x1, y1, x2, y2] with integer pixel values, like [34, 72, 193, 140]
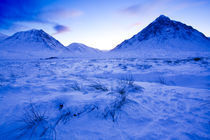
[0, 57, 209, 139]
[66, 43, 104, 57]
[0, 33, 8, 41]
[0, 15, 210, 139]
[0, 29, 70, 59]
[0, 15, 209, 59]
[111, 15, 210, 58]
[0, 30, 106, 59]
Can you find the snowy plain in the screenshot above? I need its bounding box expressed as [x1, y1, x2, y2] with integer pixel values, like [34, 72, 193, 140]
[0, 57, 209, 140]
[0, 15, 210, 140]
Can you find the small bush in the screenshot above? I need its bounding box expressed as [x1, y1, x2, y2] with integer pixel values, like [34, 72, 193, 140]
[55, 104, 98, 126]
[70, 81, 81, 91]
[103, 75, 143, 122]
[17, 103, 56, 140]
[89, 81, 108, 92]
[121, 74, 134, 87]
[116, 75, 143, 94]
[103, 95, 127, 122]
[158, 76, 167, 85]
[4, 101, 98, 139]
[55, 108, 72, 125]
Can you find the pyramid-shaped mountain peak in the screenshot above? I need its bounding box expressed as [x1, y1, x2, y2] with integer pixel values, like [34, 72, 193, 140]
[154, 15, 171, 22]
[112, 15, 210, 54]
[0, 29, 67, 54]
[10, 29, 50, 40]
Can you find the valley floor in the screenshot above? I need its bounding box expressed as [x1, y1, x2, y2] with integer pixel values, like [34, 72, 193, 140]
[0, 57, 209, 140]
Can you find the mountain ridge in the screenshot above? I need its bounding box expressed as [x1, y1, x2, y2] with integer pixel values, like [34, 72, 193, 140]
[67, 43, 101, 52]
[0, 29, 104, 59]
[0, 15, 209, 59]
[66, 42, 104, 57]
[0, 29, 69, 59]
[112, 15, 210, 56]
[3, 29, 67, 51]
[0, 33, 8, 41]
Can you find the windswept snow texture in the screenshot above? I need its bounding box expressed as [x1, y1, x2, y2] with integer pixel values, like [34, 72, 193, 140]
[66, 43, 103, 57]
[0, 57, 209, 139]
[0, 29, 69, 59]
[112, 15, 210, 57]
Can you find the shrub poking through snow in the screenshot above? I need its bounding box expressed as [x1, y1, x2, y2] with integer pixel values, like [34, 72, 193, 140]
[17, 103, 56, 140]
[104, 75, 143, 122]
[56, 104, 98, 125]
[116, 74, 143, 94]
[157, 75, 175, 85]
[55, 108, 72, 125]
[121, 74, 134, 87]
[89, 81, 108, 92]
[103, 76, 130, 122]
[70, 81, 81, 91]
[11, 101, 98, 140]
[103, 95, 127, 122]
[158, 75, 167, 85]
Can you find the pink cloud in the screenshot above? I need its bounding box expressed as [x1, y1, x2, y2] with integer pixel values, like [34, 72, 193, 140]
[128, 22, 141, 29]
[120, 4, 142, 15]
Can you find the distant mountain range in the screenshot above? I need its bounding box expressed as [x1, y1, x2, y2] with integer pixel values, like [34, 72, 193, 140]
[0, 15, 209, 59]
[0, 29, 68, 58]
[0, 29, 101, 59]
[66, 43, 102, 56]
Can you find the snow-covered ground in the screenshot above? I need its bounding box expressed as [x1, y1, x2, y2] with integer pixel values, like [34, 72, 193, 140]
[0, 57, 209, 139]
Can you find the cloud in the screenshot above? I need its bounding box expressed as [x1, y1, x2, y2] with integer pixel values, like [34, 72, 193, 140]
[0, 0, 53, 29]
[41, 9, 83, 20]
[120, 0, 208, 16]
[128, 22, 141, 29]
[53, 24, 70, 35]
[55, 9, 83, 18]
[120, 4, 142, 15]
[119, 0, 156, 16]
[169, 0, 208, 12]
[119, 0, 174, 16]
[0, 0, 82, 31]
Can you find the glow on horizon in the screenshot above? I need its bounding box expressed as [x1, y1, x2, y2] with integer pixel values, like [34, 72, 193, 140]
[0, 0, 210, 50]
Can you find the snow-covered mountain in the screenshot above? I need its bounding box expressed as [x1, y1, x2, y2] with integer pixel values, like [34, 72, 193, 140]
[111, 15, 210, 57]
[0, 33, 8, 41]
[0, 29, 69, 59]
[66, 43, 103, 57]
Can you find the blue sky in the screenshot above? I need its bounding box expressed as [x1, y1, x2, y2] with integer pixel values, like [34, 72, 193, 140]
[0, 0, 209, 50]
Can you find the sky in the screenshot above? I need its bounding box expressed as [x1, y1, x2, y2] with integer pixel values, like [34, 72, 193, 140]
[0, 0, 210, 50]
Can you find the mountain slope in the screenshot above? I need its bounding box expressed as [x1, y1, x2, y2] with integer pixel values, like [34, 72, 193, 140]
[66, 43, 102, 57]
[0, 33, 8, 41]
[0, 29, 69, 59]
[111, 15, 210, 57]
